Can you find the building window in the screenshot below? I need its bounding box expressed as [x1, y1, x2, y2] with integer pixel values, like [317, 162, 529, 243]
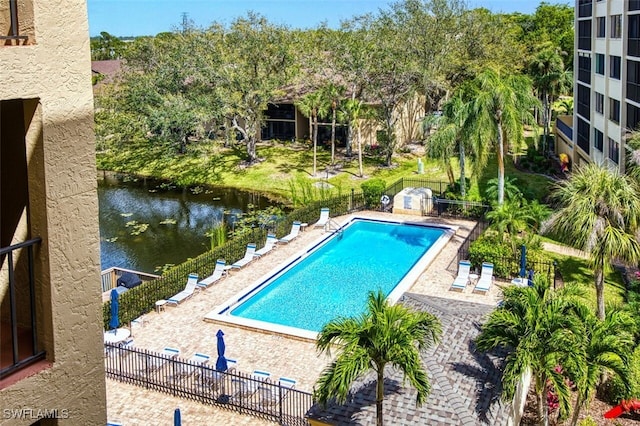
[627, 60, 640, 103]
[577, 84, 591, 120]
[610, 55, 621, 79]
[595, 92, 604, 114]
[627, 102, 640, 131]
[578, 54, 592, 83]
[594, 128, 604, 152]
[595, 53, 605, 75]
[629, 15, 640, 57]
[577, 117, 590, 154]
[608, 138, 619, 164]
[611, 15, 622, 39]
[578, 20, 592, 50]
[631, 0, 640, 11]
[597, 16, 606, 38]
[609, 98, 621, 123]
[578, 0, 592, 18]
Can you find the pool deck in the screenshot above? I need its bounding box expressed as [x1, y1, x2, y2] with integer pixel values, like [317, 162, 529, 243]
[106, 211, 509, 425]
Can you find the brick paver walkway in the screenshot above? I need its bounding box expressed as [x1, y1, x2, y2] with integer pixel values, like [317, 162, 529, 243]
[306, 294, 509, 425]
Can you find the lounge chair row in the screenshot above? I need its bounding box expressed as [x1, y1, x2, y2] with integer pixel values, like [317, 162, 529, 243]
[450, 260, 494, 293]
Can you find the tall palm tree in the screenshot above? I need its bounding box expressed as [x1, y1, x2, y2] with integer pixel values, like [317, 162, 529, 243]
[475, 277, 586, 426]
[470, 68, 539, 205]
[339, 98, 368, 177]
[296, 91, 328, 177]
[321, 83, 345, 166]
[543, 163, 640, 320]
[315, 291, 442, 426]
[426, 90, 473, 197]
[528, 45, 572, 153]
[570, 307, 635, 426]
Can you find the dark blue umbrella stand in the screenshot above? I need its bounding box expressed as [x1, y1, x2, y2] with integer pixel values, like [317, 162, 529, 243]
[173, 408, 181, 426]
[519, 245, 527, 279]
[216, 329, 228, 372]
[109, 288, 119, 332]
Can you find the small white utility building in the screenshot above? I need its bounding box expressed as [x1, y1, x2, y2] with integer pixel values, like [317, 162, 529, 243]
[392, 187, 433, 216]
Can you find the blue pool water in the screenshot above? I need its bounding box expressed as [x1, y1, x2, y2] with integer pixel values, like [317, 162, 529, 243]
[229, 219, 445, 332]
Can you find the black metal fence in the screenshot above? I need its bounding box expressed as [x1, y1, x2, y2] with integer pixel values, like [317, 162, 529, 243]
[104, 343, 314, 425]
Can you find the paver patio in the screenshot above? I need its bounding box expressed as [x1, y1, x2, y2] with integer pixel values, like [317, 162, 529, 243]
[105, 211, 510, 425]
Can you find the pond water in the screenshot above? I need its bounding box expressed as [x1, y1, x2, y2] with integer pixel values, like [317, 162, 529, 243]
[98, 173, 278, 274]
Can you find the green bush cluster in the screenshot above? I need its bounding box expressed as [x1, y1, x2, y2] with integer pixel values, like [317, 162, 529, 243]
[361, 178, 386, 207]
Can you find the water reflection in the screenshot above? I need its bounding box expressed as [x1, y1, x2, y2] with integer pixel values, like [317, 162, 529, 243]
[98, 173, 277, 273]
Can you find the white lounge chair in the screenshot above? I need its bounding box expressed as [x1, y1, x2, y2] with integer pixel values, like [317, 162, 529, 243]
[254, 233, 277, 257]
[450, 260, 471, 291]
[198, 260, 226, 289]
[313, 208, 330, 229]
[167, 273, 199, 305]
[173, 352, 210, 381]
[232, 243, 257, 269]
[278, 221, 301, 244]
[474, 262, 495, 294]
[139, 347, 180, 374]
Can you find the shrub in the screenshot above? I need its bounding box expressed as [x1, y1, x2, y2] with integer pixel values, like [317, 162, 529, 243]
[600, 345, 640, 403]
[577, 417, 597, 426]
[361, 178, 386, 208]
[468, 234, 513, 277]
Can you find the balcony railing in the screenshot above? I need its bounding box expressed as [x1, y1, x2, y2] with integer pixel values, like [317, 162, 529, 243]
[556, 119, 573, 141]
[0, 0, 28, 41]
[0, 237, 45, 379]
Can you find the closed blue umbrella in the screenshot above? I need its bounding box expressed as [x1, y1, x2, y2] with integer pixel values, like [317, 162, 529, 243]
[519, 245, 527, 278]
[173, 408, 181, 426]
[109, 289, 119, 330]
[216, 329, 228, 372]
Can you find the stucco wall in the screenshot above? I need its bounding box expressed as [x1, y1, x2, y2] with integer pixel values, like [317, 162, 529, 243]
[0, 0, 107, 424]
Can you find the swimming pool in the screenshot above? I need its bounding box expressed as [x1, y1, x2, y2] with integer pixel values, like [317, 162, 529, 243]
[205, 217, 455, 340]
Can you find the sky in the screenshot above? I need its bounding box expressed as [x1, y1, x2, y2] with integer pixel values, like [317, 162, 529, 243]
[87, 0, 572, 38]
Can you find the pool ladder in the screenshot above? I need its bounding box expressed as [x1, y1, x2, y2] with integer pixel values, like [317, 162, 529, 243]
[325, 219, 344, 237]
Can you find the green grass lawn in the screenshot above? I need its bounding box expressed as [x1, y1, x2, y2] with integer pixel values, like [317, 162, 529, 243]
[549, 253, 627, 308]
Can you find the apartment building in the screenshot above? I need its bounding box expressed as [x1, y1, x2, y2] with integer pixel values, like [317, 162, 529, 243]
[566, 0, 640, 172]
[1, 0, 107, 424]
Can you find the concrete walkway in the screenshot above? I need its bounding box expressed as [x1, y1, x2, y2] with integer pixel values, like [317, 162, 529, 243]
[105, 212, 508, 425]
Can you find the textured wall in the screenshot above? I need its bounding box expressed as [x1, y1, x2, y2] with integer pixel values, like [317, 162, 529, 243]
[0, 0, 107, 424]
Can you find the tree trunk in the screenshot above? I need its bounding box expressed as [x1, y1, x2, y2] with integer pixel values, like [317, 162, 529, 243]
[376, 366, 385, 426]
[459, 142, 466, 198]
[570, 394, 584, 426]
[313, 112, 318, 177]
[358, 126, 363, 178]
[542, 91, 549, 154]
[331, 105, 336, 165]
[537, 389, 545, 426]
[346, 123, 353, 157]
[246, 137, 257, 163]
[595, 266, 606, 320]
[497, 114, 505, 205]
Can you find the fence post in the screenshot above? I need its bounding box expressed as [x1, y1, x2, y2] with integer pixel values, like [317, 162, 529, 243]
[350, 188, 354, 212]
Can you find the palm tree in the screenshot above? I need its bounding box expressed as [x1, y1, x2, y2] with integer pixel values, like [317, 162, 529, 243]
[315, 291, 442, 426]
[469, 68, 539, 205]
[543, 163, 640, 320]
[475, 277, 586, 426]
[426, 90, 473, 197]
[528, 45, 572, 153]
[339, 98, 368, 177]
[570, 307, 635, 426]
[485, 200, 534, 244]
[321, 83, 345, 166]
[296, 91, 328, 177]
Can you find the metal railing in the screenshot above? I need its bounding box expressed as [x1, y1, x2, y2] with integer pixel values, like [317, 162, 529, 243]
[0, 0, 28, 41]
[101, 267, 160, 293]
[0, 237, 45, 379]
[104, 344, 314, 425]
